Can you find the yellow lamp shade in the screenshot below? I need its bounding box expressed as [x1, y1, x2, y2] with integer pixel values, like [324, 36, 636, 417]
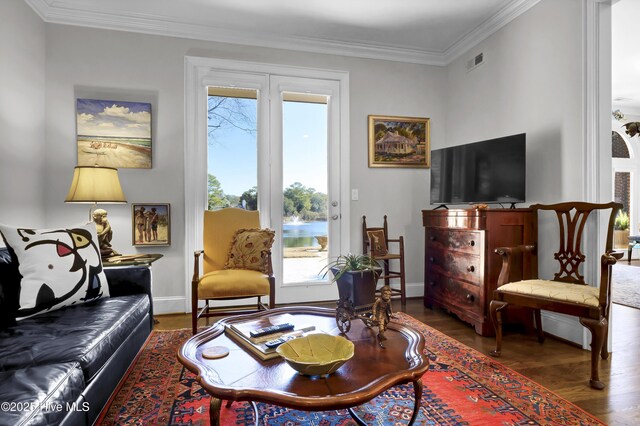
[65, 166, 127, 203]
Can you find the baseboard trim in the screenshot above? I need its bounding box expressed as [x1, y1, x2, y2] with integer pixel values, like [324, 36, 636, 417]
[153, 296, 186, 315]
[405, 282, 423, 299]
[154, 282, 424, 315]
[541, 311, 584, 347]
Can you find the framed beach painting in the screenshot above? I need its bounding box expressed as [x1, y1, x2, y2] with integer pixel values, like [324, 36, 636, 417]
[368, 115, 430, 168]
[77, 98, 152, 169]
[132, 203, 170, 247]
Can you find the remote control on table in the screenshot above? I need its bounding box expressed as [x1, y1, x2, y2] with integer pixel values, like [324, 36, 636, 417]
[250, 323, 295, 338]
[264, 334, 297, 349]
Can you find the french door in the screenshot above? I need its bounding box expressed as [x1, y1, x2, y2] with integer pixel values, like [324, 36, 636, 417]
[185, 58, 350, 307]
[269, 76, 342, 303]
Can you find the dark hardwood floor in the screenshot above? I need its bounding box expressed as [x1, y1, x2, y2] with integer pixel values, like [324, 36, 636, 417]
[156, 299, 640, 425]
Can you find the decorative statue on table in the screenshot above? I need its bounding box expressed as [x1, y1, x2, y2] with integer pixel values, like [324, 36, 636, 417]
[372, 285, 393, 348]
[92, 209, 120, 258]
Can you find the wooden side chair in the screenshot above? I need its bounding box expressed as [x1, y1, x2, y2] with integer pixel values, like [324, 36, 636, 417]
[362, 215, 406, 305]
[191, 208, 275, 334]
[489, 201, 622, 389]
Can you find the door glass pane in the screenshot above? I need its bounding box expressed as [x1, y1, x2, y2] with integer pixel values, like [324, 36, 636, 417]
[282, 95, 329, 284]
[614, 171, 631, 215]
[614, 171, 631, 249]
[207, 88, 258, 210]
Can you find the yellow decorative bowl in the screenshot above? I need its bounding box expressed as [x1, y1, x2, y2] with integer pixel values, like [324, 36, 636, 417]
[276, 334, 354, 377]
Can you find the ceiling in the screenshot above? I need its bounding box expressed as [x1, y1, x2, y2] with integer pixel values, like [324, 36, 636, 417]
[24, 0, 636, 108]
[25, 0, 541, 65]
[613, 0, 640, 112]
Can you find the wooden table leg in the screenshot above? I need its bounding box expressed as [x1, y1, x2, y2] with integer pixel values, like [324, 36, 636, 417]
[209, 397, 222, 426]
[408, 378, 423, 425]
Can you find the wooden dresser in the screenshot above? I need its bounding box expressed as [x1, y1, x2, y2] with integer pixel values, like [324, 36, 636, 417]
[422, 209, 536, 336]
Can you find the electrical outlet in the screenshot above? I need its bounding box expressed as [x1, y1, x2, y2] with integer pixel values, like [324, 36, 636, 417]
[351, 189, 359, 201]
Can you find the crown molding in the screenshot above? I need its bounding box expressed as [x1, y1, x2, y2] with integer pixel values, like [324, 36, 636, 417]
[443, 0, 542, 64]
[25, 0, 541, 67]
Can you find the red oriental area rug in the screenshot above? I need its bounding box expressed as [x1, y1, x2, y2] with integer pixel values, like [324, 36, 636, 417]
[97, 313, 604, 425]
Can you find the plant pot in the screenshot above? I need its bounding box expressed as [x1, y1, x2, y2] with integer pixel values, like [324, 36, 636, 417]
[614, 229, 630, 250]
[332, 267, 378, 308]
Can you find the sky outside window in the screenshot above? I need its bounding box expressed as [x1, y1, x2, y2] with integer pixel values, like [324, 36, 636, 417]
[207, 96, 328, 198]
[283, 100, 328, 194]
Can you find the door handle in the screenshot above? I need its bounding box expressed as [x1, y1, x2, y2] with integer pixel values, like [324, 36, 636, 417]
[331, 215, 339, 220]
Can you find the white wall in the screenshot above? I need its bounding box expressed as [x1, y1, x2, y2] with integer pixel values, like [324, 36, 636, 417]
[445, 0, 583, 281]
[0, 0, 46, 230]
[445, 0, 583, 205]
[445, 0, 589, 344]
[42, 24, 446, 312]
[348, 60, 446, 296]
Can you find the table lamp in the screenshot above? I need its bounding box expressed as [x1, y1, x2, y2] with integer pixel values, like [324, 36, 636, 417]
[65, 165, 127, 258]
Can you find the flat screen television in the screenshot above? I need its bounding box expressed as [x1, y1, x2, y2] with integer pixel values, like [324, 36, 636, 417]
[430, 133, 525, 207]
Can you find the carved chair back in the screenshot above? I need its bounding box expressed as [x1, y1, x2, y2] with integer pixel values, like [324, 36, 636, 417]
[531, 201, 621, 299]
[362, 215, 390, 256]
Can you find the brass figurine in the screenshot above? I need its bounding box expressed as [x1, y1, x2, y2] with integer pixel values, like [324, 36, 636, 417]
[92, 208, 120, 258]
[372, 285, 393, 348]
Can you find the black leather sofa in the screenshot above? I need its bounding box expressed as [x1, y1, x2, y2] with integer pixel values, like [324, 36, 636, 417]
[0, 247, 154, 425]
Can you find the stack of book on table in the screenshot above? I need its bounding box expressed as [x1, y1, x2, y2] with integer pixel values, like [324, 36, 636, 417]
[225, 313, 315, 361]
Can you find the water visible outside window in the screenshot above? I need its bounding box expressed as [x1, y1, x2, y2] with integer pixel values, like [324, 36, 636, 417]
[282, 99, 329, 284]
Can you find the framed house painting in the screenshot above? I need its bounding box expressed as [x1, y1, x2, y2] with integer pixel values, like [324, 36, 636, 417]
[77, 98, 152, 169]
[368, 115, 430, 168]
[132, 203, 170, 246]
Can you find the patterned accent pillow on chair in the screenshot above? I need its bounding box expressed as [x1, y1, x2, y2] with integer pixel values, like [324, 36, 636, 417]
[0, 223, 109, 321]
[225, 228, 275, 274]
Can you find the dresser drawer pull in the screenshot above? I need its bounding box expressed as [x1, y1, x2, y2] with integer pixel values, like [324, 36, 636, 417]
[429, 235, 436, 241]
[429, 281, 436, 286]
[468, 240, 475, 247]
[429, 257, 435, 263]
[467, 265, 475, 272]
[466, 294, 475, 302]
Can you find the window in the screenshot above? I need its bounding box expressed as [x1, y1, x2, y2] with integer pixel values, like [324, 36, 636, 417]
[207, 88, 258, 210]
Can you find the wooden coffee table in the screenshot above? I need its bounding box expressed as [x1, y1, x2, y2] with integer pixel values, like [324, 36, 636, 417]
[178, 306, 428, 425]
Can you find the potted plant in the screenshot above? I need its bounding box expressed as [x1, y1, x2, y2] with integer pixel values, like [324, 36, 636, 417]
[321, 254, 381, 307]
[614, 210, 630, 249]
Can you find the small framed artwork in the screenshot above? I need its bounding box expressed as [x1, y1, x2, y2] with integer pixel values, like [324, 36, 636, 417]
[368, 115, 430, 168]
[132, 204, 170, 246]
[77, 98, 152, 169]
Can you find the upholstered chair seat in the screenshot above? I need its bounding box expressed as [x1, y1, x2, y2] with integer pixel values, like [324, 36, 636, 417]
[496, 280, 600, 307]
[198, 269, 271, 300]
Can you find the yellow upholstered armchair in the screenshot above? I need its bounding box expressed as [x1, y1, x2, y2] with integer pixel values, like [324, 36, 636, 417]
[489, 201, 622, 390]
[191, 208, 275, 334]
